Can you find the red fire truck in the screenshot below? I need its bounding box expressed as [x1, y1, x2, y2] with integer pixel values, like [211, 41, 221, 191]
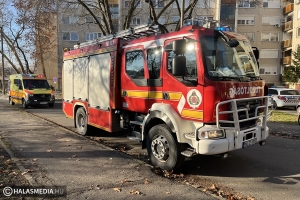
[62, 22, 271, 170]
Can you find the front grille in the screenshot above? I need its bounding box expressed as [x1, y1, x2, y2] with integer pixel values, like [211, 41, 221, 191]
[216, 97, 269, 131]
[32, 94, 51, 101]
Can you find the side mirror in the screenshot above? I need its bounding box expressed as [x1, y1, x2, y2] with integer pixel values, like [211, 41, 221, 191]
[252, 47, 259, 60]
[172, 56, 186, 76]
[226, 39, 239, 47]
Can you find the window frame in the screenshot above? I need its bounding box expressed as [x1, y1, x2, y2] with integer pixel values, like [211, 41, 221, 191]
[62, 32, 79, 41]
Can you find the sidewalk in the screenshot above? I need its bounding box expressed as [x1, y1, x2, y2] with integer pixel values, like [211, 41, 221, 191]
[0, 100, 215, 200]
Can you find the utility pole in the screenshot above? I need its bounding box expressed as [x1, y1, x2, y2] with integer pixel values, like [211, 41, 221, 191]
[1, 25, 4, 95]
[180, 0, 185, 28]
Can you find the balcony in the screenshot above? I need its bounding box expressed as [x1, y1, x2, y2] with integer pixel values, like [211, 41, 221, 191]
[282, 56, 292, 65]
[281, 39, 292, 48]
[283, 21, 293, 31]
[283, 3, 294, 15]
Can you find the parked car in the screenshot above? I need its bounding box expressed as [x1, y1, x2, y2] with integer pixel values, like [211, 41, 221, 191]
[268, 87, 300, 109]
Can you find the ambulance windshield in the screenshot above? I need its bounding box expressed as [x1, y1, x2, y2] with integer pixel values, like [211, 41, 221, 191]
[23, 79, 50, 89]
[200, 33, 260, 81]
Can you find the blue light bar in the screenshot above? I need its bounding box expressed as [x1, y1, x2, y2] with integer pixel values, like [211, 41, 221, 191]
[216, 26, 232, 32]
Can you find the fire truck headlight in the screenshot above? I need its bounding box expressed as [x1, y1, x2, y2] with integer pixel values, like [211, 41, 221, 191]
[198, 130, 224, 139]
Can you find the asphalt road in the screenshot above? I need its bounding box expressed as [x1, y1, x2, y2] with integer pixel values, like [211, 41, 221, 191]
[1, 98, 300, 200]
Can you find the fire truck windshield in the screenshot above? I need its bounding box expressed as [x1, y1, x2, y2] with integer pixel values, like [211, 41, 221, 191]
[200, 34, 260, 81]
[23, 79, 51, 90]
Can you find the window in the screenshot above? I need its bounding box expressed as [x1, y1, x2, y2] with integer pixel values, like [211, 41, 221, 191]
[152, 0, 165, 8]
[62, 16, 78, 24]
[86, 32, 101, 41]
[14, 79, 21, 87]
[262, 0, 280, 8]
[238, 0, 256, 8]
[260, 49, 279, 58]
[261, 33, 279, 41]
[237, 16, 255, 25]
[262, 16, 280, 25]
[147, 47, 162, 79]
[62, 32, 79, 41]
[85, 15, 93, 23]
[298, 9, 300, 19]
[244, 33, 254, 42]
[131, 17, 141, 25]
[158, 16, 166, 24]
[260, 67, 277, 75]
[126, 50, 144, 79]
[298, 27, 300, 37]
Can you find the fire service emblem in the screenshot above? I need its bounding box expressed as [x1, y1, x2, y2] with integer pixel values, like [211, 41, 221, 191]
[187, 89, 202, 108]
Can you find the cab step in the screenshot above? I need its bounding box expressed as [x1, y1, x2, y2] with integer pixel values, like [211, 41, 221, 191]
[181, 148, 196, 157]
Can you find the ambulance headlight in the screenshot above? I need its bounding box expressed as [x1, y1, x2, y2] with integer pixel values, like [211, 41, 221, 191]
[198, 130, 224, 139]
[27, 94, 34, 97]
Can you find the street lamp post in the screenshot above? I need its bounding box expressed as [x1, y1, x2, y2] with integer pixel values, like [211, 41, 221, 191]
[0, 25, 4, 95]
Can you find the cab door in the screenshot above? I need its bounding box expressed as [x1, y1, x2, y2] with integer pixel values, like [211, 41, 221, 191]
[121, 46, 149, 113]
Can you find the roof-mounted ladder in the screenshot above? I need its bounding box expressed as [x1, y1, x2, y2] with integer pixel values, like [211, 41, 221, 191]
[76, 24, 160, 48]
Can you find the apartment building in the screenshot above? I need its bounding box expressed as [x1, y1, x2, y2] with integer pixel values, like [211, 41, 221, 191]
[40, 0, 300, 90]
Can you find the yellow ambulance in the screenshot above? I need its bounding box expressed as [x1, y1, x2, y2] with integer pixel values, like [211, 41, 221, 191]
[8, 74, 55, 108]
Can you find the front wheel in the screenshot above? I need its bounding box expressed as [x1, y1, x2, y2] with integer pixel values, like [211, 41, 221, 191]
[272, 101, 277, 110]
[22, 99, 28, 109]
[146, 124, 186, 170]
[75, 107, 91, 136]
[9, 97, 14, 105]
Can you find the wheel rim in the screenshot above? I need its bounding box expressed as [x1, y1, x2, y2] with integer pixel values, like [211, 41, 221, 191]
[77, 113, 85, 130]
[151, 135, 170, 161]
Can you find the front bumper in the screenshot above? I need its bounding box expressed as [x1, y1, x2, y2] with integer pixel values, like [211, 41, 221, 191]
[196, 125, 269, 155]
[26, 95, 55, 106]
[26, 99, 55, 106]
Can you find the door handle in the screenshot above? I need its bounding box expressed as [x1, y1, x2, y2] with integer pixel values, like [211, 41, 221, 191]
[163, 92, 170, 100]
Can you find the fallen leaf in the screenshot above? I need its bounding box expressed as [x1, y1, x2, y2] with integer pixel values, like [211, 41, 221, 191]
[113, 188, 121, 192]
[71, 154, 76, 158]
[130, 190, 141, 195]
[144, 179, 150, 184]
[46, 149, 52, 152]
[166, 192, 170, 194]
[210, 184, 216, 190]
[0, 156, 5, 159]
[65, 140, 71, 142]
[76, 146, 82, 149]
[4, 160, 13, 165]
[32, 159, 37, 162]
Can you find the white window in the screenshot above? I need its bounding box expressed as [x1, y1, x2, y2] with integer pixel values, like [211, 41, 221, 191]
[85, 15, 101, 24]
[197, 0, 215, 8]
[261, 33, 279, 41]
[262, 0, 280, 8]
[238, 0, 256, 8]
[62, 32, 79, 41]
[298, 9, 300, 19]
[260, 49, 279, 58]
[151, 0, 164, 8]
[262, 16, 280, 25]
[86, 32, 101, 41]
[237, 16, 255, 25]
[259, 67, 277, 75]
[243, 33, 255, 42]
[124, 0, 141, 8]
[62, 16, 79, 24]
[131, 17, 141, 25]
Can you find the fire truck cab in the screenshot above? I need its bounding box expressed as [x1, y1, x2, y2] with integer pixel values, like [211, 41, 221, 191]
[63, 22, 271, 170]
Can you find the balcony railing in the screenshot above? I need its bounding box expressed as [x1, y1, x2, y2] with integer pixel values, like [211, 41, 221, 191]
[283, 21, 293, 31]
[282, 56, 292, 65]
[281, 39, 292, 48]
[283, 3, 294, 15]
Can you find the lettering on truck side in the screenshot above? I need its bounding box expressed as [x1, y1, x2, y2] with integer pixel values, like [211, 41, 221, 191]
[229, 86, 261, 98]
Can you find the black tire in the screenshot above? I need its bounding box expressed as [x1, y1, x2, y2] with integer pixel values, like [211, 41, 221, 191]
[75, 107, 91, 136]
[9, 97, 14, 105]
[146, 124, 186, 170]
[298, 115, 300, 125]
[22, 99, 28, 109]
[48, 103, 54, 107]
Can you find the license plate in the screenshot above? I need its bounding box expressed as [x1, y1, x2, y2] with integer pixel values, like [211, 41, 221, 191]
[40, 102, 48, 104]
[242, 138, 257, 148]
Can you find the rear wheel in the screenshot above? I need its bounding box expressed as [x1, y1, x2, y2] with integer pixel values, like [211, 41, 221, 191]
[22, 99, 28, 109]
[272, 101, 277, 110]
[75, 107, 91, 136]
[9, 97, 14, 105]
[146, 124, 185, 170]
